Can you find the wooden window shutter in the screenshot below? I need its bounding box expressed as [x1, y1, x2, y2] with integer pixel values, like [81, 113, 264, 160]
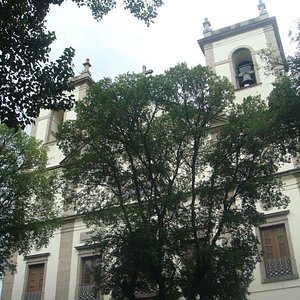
[260, 224, 293, 279]
[260, 224, 290, 259]
[27, 263, 44, 292]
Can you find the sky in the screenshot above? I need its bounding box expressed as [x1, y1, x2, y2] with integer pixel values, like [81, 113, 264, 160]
[46, 0, 300, 81]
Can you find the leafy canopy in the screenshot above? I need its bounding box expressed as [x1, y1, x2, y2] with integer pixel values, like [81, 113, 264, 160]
[268, 20, 300, 140]
[58, 63, 294, 300]
[0, 0, 163, 129]
[0, 0, 75, 129]
[0, 125, 59, 277]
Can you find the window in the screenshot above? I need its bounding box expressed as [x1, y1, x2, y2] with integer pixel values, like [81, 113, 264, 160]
[23, 253, 49, 300]
[25, 263, 45, 300]
[82, 256, 97, 286]
[260, 224, 293, 278]
[79, 256, 101, 300]
[258, 212, 298, 282]
[232, 48, 257, 88]
[48, 110, 64, 142]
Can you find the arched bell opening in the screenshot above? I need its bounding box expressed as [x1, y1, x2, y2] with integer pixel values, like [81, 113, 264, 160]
[232, 48, 257, 88]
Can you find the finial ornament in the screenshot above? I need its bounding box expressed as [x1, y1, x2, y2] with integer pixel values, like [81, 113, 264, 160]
[257, 0, 268, 18]
[203, 18, 211, 30]
[142, 65, 153, 76]
[81, 58, 91, 75]
[202, 18, 212, 37]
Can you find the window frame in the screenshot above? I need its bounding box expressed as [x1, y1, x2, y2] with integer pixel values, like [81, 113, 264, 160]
[46, 110, 65, 143]
[22, 253, 50, 300]
[257, 210, 299, 283]
[75, 246, 103, 300]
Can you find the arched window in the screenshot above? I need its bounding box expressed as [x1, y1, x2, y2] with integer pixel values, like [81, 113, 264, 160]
[232, 48, 256, 88]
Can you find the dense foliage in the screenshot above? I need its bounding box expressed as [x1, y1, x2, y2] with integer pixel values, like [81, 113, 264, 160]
[0, 0, 75, 129]
[57, 63, 297, 300]
[268, 20, 300, 138]
[0, 125, 59, 277]
[0, 0, 163, 129]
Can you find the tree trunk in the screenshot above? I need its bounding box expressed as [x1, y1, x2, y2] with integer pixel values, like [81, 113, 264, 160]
[121, 276, 136, 300]
[157, 272, 166, 300]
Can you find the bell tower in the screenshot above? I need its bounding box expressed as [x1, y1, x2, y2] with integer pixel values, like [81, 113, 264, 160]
[197, 1, 285, 103]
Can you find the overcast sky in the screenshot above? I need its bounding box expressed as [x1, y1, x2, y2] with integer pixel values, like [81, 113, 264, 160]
[46, 0, 300, 81]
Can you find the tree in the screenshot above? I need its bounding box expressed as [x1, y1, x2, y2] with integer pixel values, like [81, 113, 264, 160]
[57, 68, 197, 299]
[178, 95, 289, 300]
[57, 63, 293, 300]
[286, 20, 300, 91]
[0, 0, 74, 129]
[0, 0, 163, 129]
[267, 20, 300, 138]
[0, 124, 59, 277]
[69, 0, 164, 25]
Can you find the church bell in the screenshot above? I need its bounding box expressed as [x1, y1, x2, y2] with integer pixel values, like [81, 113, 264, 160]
[242, 73, 255, 86]
[237, 63, 255, 87]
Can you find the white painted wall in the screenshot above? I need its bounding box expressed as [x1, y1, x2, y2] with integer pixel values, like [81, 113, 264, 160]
[11, 229, 61, 300]
[208, 19, 300, 300]
[211, 27, 277, 104]
[249, 174, 300, 298]
[3, 75, 95, 300]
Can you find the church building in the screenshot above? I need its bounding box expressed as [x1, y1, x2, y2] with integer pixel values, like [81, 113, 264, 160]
[2, 2, 300, 300]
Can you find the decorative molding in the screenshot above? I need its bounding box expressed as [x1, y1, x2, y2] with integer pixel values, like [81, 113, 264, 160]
[262, 210, 290, 221]
[198, 16, 282, 54]
[75, 244, 92, 251]
[24, 252, 50, 261]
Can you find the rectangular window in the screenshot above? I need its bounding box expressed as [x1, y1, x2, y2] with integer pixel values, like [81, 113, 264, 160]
[48, 110, 64, 142]
[260, 224, 295, 280]
[79, 256, 100, 300]
[25, 263, 44, 300]
[82, 256, 97, 286]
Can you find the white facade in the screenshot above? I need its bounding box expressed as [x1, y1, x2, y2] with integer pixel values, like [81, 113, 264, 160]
[2, 3, 300, 300]
[0, 67, 112, 300]
[198, 5, 300, 300]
